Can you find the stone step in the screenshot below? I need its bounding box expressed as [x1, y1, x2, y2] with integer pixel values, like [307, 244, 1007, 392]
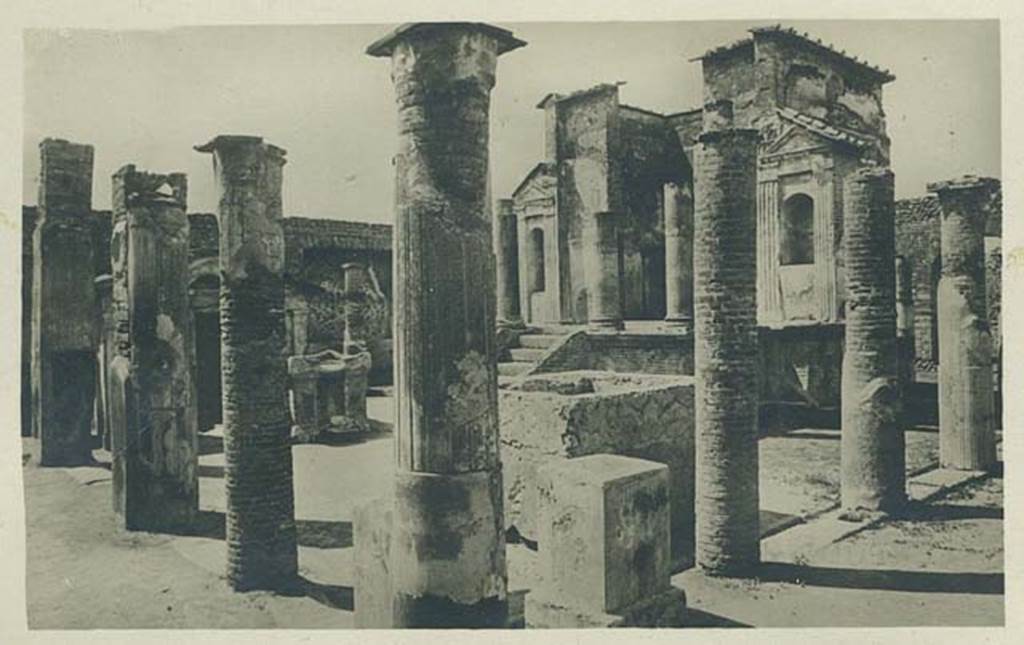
[517, 334, 562, 349]
[498, 361, 530, 377]
[509, 348, 546, 363]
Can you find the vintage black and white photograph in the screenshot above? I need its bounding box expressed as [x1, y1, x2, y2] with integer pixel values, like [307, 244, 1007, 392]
[5, 3, 1015, 635]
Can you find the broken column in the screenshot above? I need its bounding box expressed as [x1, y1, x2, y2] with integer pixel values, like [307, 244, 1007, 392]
[108, 166, 198, 530]
[341, 262, 371, 432]
[693, 123, 760, 575]
[585, 210, 624, 330]
[195, 135, 297, 590]
[361, 22, 526, 628]
[663, 182, 694, 330]
[929, 176, 998, 470]
[31, 138, 97, 466]
[840, 167, 905, 515]
[496, 198, 524, 329]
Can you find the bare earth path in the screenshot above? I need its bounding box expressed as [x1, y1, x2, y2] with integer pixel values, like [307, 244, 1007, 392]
[23, 395, 1002, 629]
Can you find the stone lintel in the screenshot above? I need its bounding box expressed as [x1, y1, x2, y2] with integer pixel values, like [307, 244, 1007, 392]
[366, 22, 526, 58]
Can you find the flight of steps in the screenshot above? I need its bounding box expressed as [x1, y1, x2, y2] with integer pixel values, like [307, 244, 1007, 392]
[497, 330, 564, 381]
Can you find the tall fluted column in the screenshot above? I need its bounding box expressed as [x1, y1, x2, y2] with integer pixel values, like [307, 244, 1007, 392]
[664, 182, 694, 330]
[496, 198, 524, 328]
[693, 125, 761, 575]
[929, 176, 997, 470]
[365, 22, 526, 627]
[840, 168, 905, 515]
[194, 135, 297, 590]
[584, 210, 624, 330]
[31, 139, 97, 466]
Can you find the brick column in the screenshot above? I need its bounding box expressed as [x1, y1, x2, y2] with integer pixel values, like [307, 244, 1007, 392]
[664, 182, 694, 330]
[496, 198, 524, 329]
[108, 166, 198, 531]
[364, 22, 525, 627]
[928, 176, 997, 470]
[840, 168, 905, 515]
[31, 139, 97, 466]
[584, 210, 624, 330]
[693, 126, 760, 575]
[895, 256, 916, 410]
[195, 135, 297, 590]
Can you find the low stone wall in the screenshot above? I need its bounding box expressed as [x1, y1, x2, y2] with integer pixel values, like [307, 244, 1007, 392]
[529, 331, 693, 376]
[499, 370, 694, 567]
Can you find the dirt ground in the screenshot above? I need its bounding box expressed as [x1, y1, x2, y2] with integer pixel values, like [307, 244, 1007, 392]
[21, 394, 1003, 629]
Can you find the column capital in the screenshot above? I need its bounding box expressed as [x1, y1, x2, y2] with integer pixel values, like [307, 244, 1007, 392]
[366, 22, 526, 58]
[194, 135, 287, 167]
[927, 175, 999, 196]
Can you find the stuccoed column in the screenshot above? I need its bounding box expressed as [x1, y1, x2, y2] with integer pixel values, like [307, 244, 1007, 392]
[108, 167, 198, 530]
[31, 138, 97, 466]
[194, 135, 298, 590]
[693, 125, 760, 575]
[365, 22, 526, 627]
[495, 198, 525, 329]
[929, 176, 997, 470]
[584, 210, 624, 330]
[663, 182, 694, 330]
[840, 167, 905, 516]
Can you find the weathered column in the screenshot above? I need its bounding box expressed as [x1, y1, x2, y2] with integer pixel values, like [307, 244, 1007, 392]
[895, 256, 916, 408]
[31, 139, 97, 466]
[365, 22, 525, 627]
[496, 198, 524, 329]
[693, 125, 761, 575]
[584, 210, 624, 330]
[664, 182, 694, 330]
[929, 176, 997, 470]
[94, 274, 114, 451]
[108, 166, 198, 530]
[840, 168, 905, 515]
[194, 135, 298, 590]
[342, 262, 371, 355]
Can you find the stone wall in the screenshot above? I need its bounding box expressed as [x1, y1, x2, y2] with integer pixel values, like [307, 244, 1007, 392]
[499, 370, 695, 567]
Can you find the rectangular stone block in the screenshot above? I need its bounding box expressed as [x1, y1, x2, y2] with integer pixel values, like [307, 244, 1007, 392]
[536, 454, 671, 614]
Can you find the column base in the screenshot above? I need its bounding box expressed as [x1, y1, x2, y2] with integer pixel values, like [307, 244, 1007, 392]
[354, 469, 515, 628]
[497, 317, 527, 331]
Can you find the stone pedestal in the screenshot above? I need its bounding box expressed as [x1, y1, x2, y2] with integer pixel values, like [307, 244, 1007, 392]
[195, 135, 297, 590]
[693, 125, 761, 575]
[840, 167, 906, 515]
[363, 21, 525, 627]
[31, 138, 97, 466]
[585, 211, 624, 330]
[929, 176, 997, 471]
[496, 198, 525, 329]
[663, 182, 694, 330]
[108, 165, 199, 531]
[527, 454, 685, 627]
[288, 349, 371, 440]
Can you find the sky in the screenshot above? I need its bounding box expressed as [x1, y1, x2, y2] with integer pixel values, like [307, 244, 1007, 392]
[22, 20, 1000, 222]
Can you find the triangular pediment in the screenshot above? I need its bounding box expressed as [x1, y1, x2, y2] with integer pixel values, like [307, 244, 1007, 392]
[763, 123, 833, 157]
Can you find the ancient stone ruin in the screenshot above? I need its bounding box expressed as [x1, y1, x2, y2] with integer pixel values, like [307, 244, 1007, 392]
[20, 20, 1003, 631]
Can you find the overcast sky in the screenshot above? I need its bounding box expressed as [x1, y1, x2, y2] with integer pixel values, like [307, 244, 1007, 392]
[23, 20, 999, 221]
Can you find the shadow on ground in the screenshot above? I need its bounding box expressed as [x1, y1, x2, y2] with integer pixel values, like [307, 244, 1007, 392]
[159, 511, 352, 549]
[756, 561, 1003, 595]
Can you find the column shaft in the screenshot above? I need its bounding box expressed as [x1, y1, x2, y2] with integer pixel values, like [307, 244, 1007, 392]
[930, 177, 997, 470]
[366, 22, 525, 627]
[195, 135, 297, 590]
[32, 138, 97, 466]
[109, 166, 199, 530]
[584, 210, 624, 330]
[840, 167, 905, 514]
[664, 182, 694, 329]
[693, 127, 760, 575]
[496, 198, 524, 328]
